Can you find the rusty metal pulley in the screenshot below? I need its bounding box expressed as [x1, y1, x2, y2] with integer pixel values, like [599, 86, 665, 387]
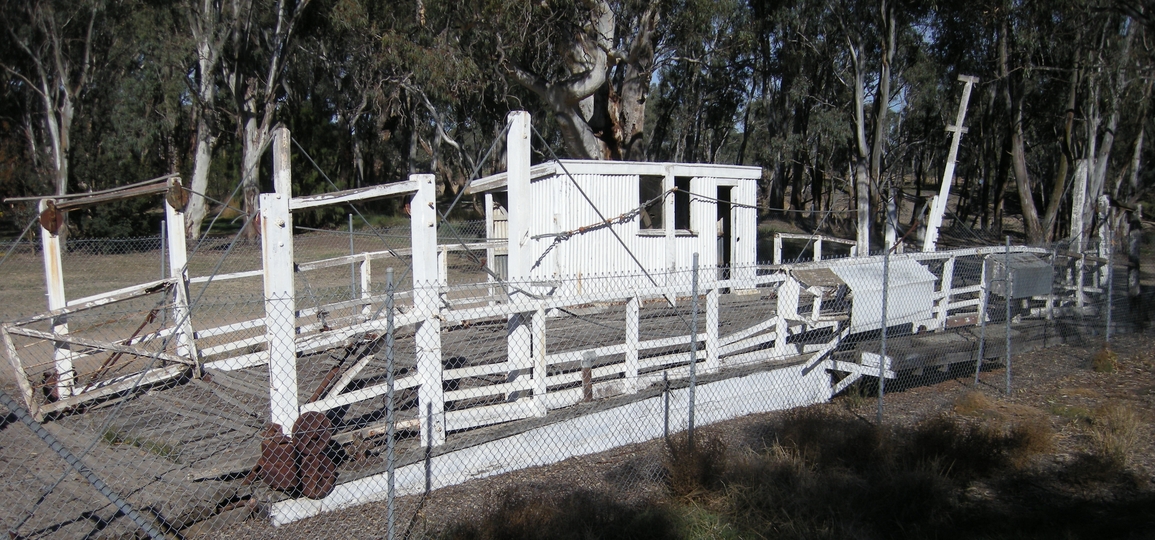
[39, 200, 64, 236]
[165, 180, 189, 212]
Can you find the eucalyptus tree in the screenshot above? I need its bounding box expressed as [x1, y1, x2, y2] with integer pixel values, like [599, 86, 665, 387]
[469, 0, 662, 160]
[219, 0, 314, 239]
[0, 0, 104, 201]
[183, 0, 234, 238]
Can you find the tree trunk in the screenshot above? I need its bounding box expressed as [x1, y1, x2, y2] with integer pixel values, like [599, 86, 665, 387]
[850, 39, 871, 253]
[1042, 67, 1079, 242]
[869, 0, 896, 237]
[240, 112, 271, 240]
[1000, 19, 1042, 243]
[186, 116, 216, 238]
[1010, 101, 1042, 243]
[185, 0, 226, 239]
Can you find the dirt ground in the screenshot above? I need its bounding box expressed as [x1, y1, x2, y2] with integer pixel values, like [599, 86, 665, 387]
[211, 331, 1155, 540]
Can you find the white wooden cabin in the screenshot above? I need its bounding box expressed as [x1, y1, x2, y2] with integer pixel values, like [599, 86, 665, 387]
[466, 154, 761, 293]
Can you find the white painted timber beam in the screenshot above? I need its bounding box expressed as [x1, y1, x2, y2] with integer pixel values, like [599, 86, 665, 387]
[923, 74, 978, 252]
[289, 180, 419, 211]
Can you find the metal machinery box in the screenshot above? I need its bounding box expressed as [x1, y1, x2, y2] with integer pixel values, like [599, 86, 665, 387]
[830, 258, 938, 334]
[984, 253, 1052, 299]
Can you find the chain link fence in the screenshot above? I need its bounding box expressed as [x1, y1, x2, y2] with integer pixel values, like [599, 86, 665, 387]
[0, 225, 1142, 538]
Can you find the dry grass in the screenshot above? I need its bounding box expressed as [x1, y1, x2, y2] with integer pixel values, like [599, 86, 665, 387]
[439, 489, 679, 540]
[953, 390, 995, 417]
[1090, 402, 1143, 468]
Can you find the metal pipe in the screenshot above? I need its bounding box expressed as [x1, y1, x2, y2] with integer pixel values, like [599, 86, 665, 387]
[1005, 236, 1012, 395]
[1106, 227, 1114, 344]
[878, 235, 890, 424]
[581, 351, 595, 402]
[663, 371, 669, 442]
[350, 214, 356, 301]
[385, 267, 397, 540]
[688, 253, 699, 446]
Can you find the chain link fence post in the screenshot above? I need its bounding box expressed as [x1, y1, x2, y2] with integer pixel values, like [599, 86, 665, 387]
[878, 240, 890, 424]
[1004, 236, 1012, 395]
[688, 253, 699, 447]
[350, 214, 357, 301]
[385, 267, 397, 540]
[1106, 225, 1114, 345]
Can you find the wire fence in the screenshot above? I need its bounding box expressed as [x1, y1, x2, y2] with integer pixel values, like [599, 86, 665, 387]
[0, 223, 1141, 538]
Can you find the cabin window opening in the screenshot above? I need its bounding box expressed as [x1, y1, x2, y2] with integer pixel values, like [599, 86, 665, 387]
[639, 175, 664, 230]
[674, 177, 691, 231]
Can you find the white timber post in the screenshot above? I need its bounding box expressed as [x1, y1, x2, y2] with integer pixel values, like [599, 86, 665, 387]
[484, 192, 495, 303]
[505, 111, 536, 416]
[506, 111, 532, 284]
[935, 256, 955, 331]
[39, 199, 73, 398]
[164, 178, 200, 372]
[624, 296, 639, 393]
[923, 74, 978, 252]
[262, 126, 298, 435]
[773, 234, 782, 265]
[411, 173, 445, 447]
[664, 169, 676, 274]
[773, 277, 801, 358]
[359, 253, 372, 320]
[531, 305, 547, 416]
[705, 288, 719, 373]
[814, 236, 823, 262]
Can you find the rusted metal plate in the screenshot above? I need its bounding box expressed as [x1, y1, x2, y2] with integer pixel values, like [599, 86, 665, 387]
[39, 200, 64, 235]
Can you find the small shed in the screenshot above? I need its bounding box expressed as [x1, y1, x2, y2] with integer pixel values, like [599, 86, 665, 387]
[467, 116, 761, 294]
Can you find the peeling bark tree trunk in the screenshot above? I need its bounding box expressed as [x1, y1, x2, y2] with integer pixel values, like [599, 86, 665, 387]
[185, 0, 229, 239]
[2, 3, 98, 238]
[850, 38, 871, 253]
[505, 0, 659, 160]
[224, 0, 313, 240]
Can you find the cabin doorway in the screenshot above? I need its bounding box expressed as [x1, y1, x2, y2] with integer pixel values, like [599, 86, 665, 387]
[717, 186, 733, 279]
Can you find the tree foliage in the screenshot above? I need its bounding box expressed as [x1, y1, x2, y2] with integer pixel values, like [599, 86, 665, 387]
[0, 0, 1151, 244]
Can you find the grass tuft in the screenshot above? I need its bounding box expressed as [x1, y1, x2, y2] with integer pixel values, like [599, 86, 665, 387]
[953, 391, 995, 417]
[665, 431, 727, 497]
[101, 428, 180, 462]
[1090, 402, 1143, 468]
[1092, 347, 1119, 373]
